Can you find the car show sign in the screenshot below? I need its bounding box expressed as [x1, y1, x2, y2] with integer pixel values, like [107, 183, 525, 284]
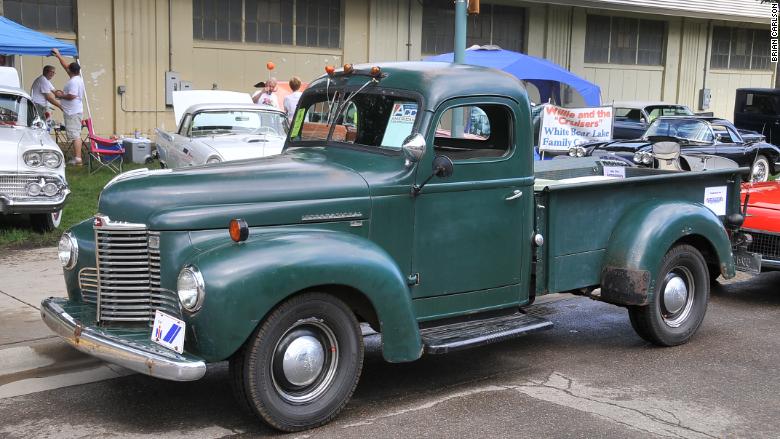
[539, 104, 613, 153]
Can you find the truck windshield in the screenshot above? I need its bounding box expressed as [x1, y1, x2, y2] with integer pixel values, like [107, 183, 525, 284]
[288, 89, 419, 150]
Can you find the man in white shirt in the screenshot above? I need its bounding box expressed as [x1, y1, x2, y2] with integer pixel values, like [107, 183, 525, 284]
[52, 48, 85, 165]
[30, 65, 62, 118]
[252, 78, 280, 109]
[284, 76, 303, 123]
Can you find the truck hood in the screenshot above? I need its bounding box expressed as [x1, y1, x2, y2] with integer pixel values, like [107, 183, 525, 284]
[199, 134, 285, 161]
[98, 150, 370, 230]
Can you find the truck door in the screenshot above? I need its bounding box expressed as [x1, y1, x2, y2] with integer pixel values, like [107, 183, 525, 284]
[411, 98, 533, 300]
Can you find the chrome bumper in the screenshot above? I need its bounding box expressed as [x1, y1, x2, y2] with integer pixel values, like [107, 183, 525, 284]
[41, 297, 206, 381]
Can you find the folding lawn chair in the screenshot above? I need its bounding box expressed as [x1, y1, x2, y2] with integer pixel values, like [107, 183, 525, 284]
[83, 118, 124, 174]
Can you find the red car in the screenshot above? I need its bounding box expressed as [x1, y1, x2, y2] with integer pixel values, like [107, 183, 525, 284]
[742, 181, 780, 271]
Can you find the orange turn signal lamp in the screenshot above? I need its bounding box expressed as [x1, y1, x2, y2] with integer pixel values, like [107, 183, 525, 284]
[324, 64, 382, 78]
[229, 218, 249, 243]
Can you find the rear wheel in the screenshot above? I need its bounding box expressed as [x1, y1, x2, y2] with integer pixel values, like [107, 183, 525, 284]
[628, 244, 709, 346]
[30, 210, 62, 233]
[230, 292, 364, 432]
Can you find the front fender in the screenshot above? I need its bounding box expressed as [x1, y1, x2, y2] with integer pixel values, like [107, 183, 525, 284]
[186, 228, 422, 363]
[600, 201, 733, 306]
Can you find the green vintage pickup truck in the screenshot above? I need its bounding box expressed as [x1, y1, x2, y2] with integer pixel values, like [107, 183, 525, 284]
[42, 62, 754, 431]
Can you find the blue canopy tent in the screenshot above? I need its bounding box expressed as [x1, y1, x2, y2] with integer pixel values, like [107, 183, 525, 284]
[424, 46, 601, 106]
[0, 16, 77, 56]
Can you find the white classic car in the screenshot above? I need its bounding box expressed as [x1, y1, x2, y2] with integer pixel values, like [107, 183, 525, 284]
[156, 100, 288, 168]
[0, 69, 69, 232]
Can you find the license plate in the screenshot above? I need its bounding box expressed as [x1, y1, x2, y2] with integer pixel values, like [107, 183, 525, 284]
[734, 250, 762, 274]
[151, 310, 185, 354]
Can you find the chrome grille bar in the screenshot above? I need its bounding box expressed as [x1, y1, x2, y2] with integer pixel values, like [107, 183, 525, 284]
[94, 217, 180, 323]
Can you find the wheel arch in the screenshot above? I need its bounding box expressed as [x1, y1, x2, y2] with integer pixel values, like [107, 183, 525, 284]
[186, 229, 422, 364]
[600, 201, 734, 306]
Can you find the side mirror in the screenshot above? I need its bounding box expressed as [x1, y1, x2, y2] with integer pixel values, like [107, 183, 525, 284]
[432, 155, 454, 178]
[401, 133, 426, 166]
[412, 154, 453, 197]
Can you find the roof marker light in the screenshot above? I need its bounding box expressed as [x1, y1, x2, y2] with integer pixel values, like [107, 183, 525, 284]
[229, 218, 249, 243]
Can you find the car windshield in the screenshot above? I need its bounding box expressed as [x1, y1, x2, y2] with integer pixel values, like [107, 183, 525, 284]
[289, 88, 419, 150]
[645, 106, 693, 121]
[191, 110, 288, 137]
[0, 93, 29, 127]
[644, 119, 714, 143]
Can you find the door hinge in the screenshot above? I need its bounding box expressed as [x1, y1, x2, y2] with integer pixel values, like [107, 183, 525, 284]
[407, 273, 420, 286]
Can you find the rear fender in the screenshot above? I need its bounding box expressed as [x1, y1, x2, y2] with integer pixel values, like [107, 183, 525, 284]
[601, 201, 734, 306]
[187, 228, 421, 363]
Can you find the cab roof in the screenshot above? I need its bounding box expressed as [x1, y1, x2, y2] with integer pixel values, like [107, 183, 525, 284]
[306, 61, 528, 112]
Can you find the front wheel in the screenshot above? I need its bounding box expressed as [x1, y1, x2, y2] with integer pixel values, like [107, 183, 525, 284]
[230, 293, 364, 432]
[628, 244, 710, 346]
[751, 154, 770, 182]
[30, 210, 62, 232]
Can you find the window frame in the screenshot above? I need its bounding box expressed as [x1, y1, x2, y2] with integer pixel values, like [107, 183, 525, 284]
[4, 0, 76, 33]
[710, 26, 772, 71]
[584, 14, 666, 66]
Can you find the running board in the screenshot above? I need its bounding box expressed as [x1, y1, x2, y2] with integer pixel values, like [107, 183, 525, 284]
[421, 312, 553, 355]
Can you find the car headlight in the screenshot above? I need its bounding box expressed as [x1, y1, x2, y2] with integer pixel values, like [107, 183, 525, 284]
[43, 182, 59, 196]
[24, 151, 42, 167]
[206, 156, 222, 164]
[642, 152, 653, 165]
[568, 147, 576, 157]
[42, 151, 62, 168]
[177, 265, 205, 312]
[633, 152, 642, 163]
[58, 232, 78, 270]
[576, 147, 585, 158]
[26, 182, 42, 196]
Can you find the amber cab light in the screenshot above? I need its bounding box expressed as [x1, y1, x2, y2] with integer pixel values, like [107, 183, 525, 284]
[369, 66, 381, 77]
[229, 218, 249, 242]
[343, 63, 354, 74]
[325, 65, 335, 75]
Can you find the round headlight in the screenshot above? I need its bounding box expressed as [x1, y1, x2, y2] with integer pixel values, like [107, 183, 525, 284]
[26, 182, 42, 196]
[43, 182, 59, 196]
[177, 265, 205, 312]
[206, 156, 222, 164]
[633, 153, 642, 163]
[642, 153, 653, 165]
[576, 147, 585, 158]
[568, 148, 576, 157]
[58, 232, 78, 270]
[25, 152, 42, 167]
[42, 152, 62, 168]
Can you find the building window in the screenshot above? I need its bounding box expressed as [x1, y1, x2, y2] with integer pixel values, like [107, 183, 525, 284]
[421, 1, 525, 55]
[711, 27, 770, 70]
[4, 0, 75, 33]
[585, 15, 665, 66]
[194, 0, 341, 48]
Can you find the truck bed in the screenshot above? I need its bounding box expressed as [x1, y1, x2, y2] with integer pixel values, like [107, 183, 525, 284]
[532, 157, 744, 295]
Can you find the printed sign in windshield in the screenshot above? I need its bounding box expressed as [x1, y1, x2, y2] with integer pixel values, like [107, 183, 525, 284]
[381, 102, 417, 148]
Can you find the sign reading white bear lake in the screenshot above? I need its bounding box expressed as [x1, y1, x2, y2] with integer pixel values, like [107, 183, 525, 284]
[539, 105, 614, 153]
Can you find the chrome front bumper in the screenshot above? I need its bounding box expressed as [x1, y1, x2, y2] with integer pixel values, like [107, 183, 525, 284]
[41, 297, 206, 381]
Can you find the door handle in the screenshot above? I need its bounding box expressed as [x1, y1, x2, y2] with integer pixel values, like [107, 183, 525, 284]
[505, 190, 523, 201]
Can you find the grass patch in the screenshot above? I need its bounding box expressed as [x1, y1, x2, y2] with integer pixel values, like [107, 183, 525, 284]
[0, 163, 148, 250]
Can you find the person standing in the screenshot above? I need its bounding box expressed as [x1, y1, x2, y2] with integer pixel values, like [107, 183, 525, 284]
[283, 76, 303, 123]
[51, 48, 85, 165]
[252, 77, 280, 109]
[30, 65, 63, 119]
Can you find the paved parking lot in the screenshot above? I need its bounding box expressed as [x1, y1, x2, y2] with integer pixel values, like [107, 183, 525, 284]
[1, 249, 778, 438]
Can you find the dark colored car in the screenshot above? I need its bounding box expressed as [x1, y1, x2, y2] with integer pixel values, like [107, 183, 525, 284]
[612, 101, 693, 139]
[580, 116, 780, 182]
[734, 88, 780, 146]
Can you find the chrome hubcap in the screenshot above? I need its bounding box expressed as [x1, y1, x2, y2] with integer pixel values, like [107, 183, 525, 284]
[661, 268, 695, 328]
[282, 335, 325, 387]
[752, 161, 767, 182]
[271, 319, 339, 404]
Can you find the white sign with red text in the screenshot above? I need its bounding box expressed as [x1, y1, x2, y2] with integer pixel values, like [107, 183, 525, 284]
[539, 105, 613, 153]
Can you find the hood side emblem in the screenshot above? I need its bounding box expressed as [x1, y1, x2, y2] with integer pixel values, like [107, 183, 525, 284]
[302, 212, 363, 222]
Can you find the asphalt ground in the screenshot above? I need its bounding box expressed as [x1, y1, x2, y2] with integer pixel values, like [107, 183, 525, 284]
[1, 260, 778, 438]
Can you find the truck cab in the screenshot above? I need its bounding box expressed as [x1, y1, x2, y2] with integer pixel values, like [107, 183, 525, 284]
[41, 62, 751, 432]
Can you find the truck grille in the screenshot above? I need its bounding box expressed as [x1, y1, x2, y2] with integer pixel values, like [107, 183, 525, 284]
[78, 267, 98, 304]
[94, 224, 180, 323]
[746, 229, 780, 262]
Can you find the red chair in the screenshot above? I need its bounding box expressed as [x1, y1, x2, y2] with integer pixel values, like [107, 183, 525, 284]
[83, 118, 124, 174]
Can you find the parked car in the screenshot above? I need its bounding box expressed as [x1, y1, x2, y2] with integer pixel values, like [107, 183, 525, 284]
[0, 80, 69, 232]
[156, 103, 288, 168]
[42, 62, 754, 432]
[734, 88, 780, 147]
[741, 181, 780, 272]
[612, 101, 694, 139]
[578, 116, 780, 182]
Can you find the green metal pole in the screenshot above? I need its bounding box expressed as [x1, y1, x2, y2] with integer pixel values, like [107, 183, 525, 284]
[452, 0, 466, 138]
